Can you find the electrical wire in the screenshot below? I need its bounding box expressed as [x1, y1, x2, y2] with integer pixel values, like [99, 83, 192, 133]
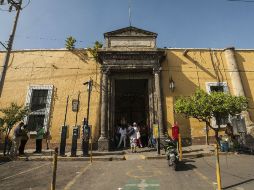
[0, 0, 31, 12]
[14, 35, 85, 43]
[227, 0, 254, 2]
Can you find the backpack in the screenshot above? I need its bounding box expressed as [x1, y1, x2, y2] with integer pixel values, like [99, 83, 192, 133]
[128, 127, 135, 137]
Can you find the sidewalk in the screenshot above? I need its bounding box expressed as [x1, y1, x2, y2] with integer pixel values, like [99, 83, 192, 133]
[0, 144, 233, 162]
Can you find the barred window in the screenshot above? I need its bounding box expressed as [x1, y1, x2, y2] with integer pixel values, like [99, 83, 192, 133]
[210, 85, 224, 92]
[27, 115, 45, 131]
[206, 82, 229, 128]
[25, 85, 53, 132]
[31, 90, 48, 111]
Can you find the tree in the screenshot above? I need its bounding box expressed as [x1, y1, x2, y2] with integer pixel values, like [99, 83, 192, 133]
[65, 36, 76, 50]
[0, 102, 28, 155]
[88, 41, 103, 62]
[174, 89, 248, 190]
[174, 89, 248, 143]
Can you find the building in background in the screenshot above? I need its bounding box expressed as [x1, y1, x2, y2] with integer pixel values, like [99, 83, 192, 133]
[0, 26, 253, 151]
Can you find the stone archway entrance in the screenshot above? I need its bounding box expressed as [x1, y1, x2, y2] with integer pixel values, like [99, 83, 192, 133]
[97, 26, 166, 151]
[114, 78, 149, 127]
[108, 72, 154, 149]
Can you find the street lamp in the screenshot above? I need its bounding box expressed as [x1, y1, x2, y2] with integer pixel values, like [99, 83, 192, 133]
[83, 79, 93, 123]
[82, 79, 93, 157]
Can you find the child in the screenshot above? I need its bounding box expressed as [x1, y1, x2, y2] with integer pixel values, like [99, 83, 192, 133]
[129, 122, 138, 153]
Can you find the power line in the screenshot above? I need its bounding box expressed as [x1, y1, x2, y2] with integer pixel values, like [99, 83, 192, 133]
[227, 0, 254, 2]
[14, 35, 85, 43]
[0, 0, 31, 12]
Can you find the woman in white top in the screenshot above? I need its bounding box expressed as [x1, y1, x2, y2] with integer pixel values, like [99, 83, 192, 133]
[117, 126, 127, 149]
[136, 126, 143, 148]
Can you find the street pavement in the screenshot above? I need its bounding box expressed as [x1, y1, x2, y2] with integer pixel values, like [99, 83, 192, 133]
[0, 154, 253, 190]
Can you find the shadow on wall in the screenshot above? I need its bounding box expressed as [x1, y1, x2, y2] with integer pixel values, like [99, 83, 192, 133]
[235, 52, 254, 122]
[71, 49, 90, 64]
[162, 50, 200, 146]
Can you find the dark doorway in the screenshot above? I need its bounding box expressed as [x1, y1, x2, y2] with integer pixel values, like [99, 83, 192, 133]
[115, 79, 149, 127]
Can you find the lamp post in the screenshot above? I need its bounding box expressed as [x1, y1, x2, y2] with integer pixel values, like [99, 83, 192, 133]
[82, 79, 93, 157]
[83, 79, 93, 124]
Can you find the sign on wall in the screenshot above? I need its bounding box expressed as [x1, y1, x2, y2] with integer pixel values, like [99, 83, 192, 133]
[72, 99, 79, 112]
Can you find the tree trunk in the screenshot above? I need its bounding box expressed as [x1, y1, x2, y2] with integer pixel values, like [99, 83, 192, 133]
[3, 129, 11, 156]
[205, 122, 209, 145]
[3, 136, 7, 156]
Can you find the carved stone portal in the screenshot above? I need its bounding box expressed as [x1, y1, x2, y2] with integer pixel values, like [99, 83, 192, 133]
[97, 26, 165, 151]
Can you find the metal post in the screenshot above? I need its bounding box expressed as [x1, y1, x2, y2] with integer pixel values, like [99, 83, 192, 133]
[0, 0, 22, 96]
[63, 96, 69, 127]
[157, 134, 160, 155]
[90, 125, 93, 163]
[215, 143, 222, 190]
[179, 134, 182, 161]
[51, 147, 58, 190]
[60, 96, 69, 156]
[75, 91, 80, 126]
[87, 80, 92, 124]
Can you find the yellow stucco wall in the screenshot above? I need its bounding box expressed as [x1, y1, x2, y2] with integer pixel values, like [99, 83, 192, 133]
[0, 50, 101, 144]
[1, 48, 254, 145]
[161, 49, 254, 141]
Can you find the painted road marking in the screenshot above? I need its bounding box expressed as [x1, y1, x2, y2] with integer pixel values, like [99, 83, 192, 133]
[125, 155, 146, 160]
[64, 163, 91, 190]
[0, 163, 50, 181]
[235, 187, 245, 190]
[120, 179, 160, 190]
[126, 165, 162, 179]
[193, 168, 214, 187]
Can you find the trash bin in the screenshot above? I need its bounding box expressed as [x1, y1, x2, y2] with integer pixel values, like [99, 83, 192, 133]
[220, 141, 229, 152]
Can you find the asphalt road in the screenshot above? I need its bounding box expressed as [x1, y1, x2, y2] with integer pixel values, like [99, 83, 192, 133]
[0, 154, 253, 190]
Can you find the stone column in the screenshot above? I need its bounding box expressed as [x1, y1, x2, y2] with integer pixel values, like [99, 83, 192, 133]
[98, 68, 109, 151]
[224, 47, 253, 131]
[154, 67, 165, 138]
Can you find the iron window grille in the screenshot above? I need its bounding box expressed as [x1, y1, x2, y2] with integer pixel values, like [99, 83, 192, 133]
[24, 85, 53, 133]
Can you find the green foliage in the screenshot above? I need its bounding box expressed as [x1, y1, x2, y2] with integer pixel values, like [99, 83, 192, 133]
[174, 89, 248, 131]
[0, 102, 29, 136]
[88, 41, 103, 62]
[65, 36, 76, 50]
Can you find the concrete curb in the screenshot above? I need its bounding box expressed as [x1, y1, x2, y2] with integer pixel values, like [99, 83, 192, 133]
[16, 156, 126, 161]
[144, 151, 235, 160]
[0, 151, 236, 162]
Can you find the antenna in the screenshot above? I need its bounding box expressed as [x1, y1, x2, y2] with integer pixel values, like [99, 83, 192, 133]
[128, 0, 132, 26]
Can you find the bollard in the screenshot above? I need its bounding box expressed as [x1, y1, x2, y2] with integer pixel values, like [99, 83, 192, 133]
[51, 147, 58, 190]
[90, 137, 93, 163]
[60, 125, 67, 156]
[215, 143, 222, 190]
[71, 126, 79, 157]
[179, 134, 182, 161]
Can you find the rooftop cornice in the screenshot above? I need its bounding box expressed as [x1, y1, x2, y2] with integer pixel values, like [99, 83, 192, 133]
[104, 26, 158, 38]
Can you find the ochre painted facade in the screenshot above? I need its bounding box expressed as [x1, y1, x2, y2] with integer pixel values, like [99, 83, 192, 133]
[1, 48, 254, 146]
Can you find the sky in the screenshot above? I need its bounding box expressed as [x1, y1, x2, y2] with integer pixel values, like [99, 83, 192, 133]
[1, 0, 254, 50]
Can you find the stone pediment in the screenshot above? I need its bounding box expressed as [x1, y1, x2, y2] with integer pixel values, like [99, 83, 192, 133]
[104, 26, 157, 37]
[104, 26, 157, 49]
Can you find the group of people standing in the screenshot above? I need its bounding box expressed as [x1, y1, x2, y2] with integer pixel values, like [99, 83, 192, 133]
[116, 122, 145, 153]
[116, 121, 181, 152]
[8, 122, 45, 156]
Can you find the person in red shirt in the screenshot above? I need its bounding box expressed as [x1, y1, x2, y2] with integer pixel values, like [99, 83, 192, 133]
[172, 122, 179, 150]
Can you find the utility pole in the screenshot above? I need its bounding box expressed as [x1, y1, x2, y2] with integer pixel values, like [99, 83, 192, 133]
[0, 0, 23, 96]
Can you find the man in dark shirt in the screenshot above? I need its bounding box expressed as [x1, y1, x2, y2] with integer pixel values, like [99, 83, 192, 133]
[11, 122, 24, 156]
